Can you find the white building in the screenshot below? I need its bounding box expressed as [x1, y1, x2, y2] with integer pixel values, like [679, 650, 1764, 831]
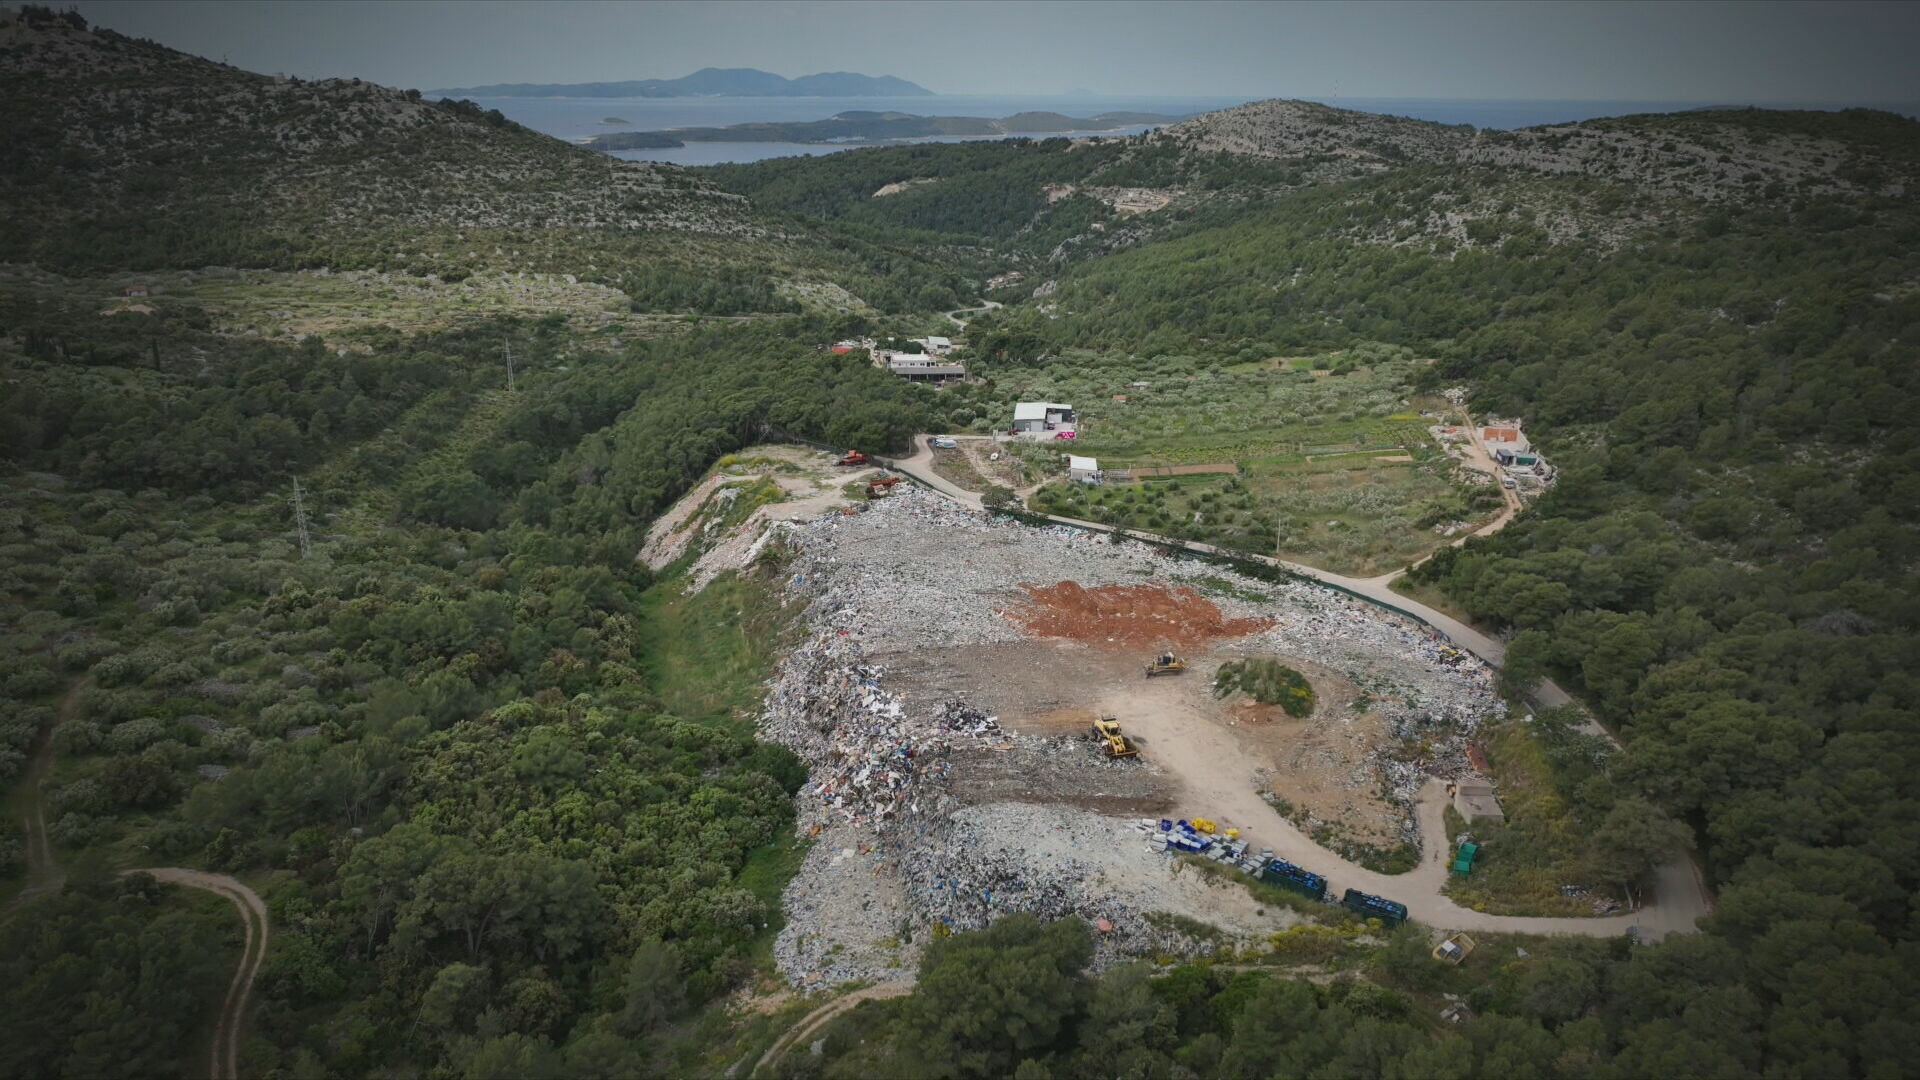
[882, 351, 965, 382]
[1068, 455, 1101, 483]
[913, 335, 954, 355]
[1012, 402, 1075, 434]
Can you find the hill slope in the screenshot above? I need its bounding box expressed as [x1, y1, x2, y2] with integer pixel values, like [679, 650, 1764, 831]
[1160, 98, 1916, 203]
[0, 12, 755, 273]
[432, 66, 932, 98]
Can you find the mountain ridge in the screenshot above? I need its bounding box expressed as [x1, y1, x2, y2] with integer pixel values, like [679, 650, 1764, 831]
[430, 66, 933, 99]
[585, 109, 1187, 148]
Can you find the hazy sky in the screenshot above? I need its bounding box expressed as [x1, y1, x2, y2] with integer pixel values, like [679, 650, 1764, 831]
[70, 0, 1920, 102]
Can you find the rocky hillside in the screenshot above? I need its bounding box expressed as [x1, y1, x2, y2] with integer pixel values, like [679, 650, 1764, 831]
[1461, 108, 1915, 203]
[0, 10, 755, 272]
[1159, 99, 1470, 168]
[1160, 98, 1916, 205]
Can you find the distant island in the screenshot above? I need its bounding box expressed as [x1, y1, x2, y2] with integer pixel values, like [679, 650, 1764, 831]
[601, 116, 632, 125]
[589, 131, 685, 149]
[583, 109, 1187, 149]
[430, 67, 932, 99]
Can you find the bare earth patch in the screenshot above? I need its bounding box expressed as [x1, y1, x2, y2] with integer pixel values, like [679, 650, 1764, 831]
[1006, 582, 1275, 650]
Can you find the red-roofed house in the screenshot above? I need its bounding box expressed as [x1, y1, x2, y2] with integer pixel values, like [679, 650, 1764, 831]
[1481, 426, 1529, 453]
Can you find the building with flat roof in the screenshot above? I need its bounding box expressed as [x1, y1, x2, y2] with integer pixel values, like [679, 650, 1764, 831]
[883, 351, 965, 382]
[1068, 455, 1100, 483]
[1012, 402, 1075, 434]
[1482, 426, 1530, 453]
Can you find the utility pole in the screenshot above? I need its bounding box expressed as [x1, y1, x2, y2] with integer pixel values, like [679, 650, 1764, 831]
[290, 477, 312, 559]
[505, 341, 515, 392]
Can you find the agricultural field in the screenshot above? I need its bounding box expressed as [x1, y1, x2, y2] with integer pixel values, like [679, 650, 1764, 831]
[986, 347, 1501, 575]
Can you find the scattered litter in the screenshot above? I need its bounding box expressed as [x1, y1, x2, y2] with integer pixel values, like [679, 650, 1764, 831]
[759, 488, 1504, 985]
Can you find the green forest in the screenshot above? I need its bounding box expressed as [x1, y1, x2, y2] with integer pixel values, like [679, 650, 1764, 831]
[0, 293, 933, 1075]
[4, 10, 1919, 1078]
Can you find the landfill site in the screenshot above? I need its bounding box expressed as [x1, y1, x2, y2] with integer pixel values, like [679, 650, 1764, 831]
[748, 484, 1506, 986]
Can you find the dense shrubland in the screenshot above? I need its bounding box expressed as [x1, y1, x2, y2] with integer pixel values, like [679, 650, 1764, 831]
[0, 304, 929, 1075]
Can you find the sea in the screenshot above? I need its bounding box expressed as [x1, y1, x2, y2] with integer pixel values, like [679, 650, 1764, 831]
[465, 92, 1920, 168]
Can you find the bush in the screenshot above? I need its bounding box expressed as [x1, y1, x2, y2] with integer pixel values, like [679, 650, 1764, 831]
[1214, 658, 1317, 717]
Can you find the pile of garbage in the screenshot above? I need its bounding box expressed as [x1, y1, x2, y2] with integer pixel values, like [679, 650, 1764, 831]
[898, 803, 1230, 967]
[933, 700, 1001, 736]
[760, 488, 1512, 984]
[759, 629, 983, 830]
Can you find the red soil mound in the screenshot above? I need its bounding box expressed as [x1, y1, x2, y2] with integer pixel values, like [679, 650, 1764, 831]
[1006, 582, 1274, 649]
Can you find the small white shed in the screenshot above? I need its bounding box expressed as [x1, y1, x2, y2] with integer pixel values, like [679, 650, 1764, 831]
[1068, 455, 1100, 483]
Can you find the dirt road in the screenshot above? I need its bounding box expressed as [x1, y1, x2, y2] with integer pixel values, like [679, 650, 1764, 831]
[9, 678, 88, 904]
[881, 439, 1711, 939]
[12, 679, 269, 1079]
[753, 982, 912, 1076]
[944, 299, 1001, 330]
[122, 868, 270, 1080]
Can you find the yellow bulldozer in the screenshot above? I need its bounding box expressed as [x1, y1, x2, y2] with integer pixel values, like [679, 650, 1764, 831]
[1144, 652, 1188, 678]
[1432, 932, 1476, 965]
[1090, 716, 1138, 759]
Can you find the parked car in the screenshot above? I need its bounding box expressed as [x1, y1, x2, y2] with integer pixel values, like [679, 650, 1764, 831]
[930, 437, 957, 449]
[1053, 431, 1076, 440]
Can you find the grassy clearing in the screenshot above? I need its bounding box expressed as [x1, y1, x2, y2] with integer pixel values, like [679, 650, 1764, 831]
[737, 829, 813, 974]
[633, 569, 801, 730]
[1262, 795, 1419, 876]
[928, 446, 989, 492]
[996, 351, 1498, 574]
[1442, 723, 1607, 916]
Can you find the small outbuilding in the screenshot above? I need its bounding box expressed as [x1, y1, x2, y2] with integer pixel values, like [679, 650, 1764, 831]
[1452, 780, 1505, 823]
[1068, 455, 1100, 484]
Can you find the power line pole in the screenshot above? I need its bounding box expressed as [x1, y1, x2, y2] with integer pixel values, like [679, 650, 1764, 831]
[290, 477, 312, 559]
[505, 341, 515, 392]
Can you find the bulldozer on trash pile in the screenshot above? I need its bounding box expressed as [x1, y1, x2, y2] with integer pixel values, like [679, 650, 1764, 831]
[1090, 716, 1138, 759]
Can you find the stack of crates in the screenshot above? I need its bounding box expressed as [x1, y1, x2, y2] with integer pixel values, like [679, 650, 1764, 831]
[1157, 819, 1214, 854]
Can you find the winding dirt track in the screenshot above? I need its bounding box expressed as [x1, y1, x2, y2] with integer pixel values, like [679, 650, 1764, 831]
[943, 298, 1002, 330]
[13, 683, 268, 1080]
[754, 983, 912, 1077]
[121, 868, 270, 1080]
[881, 434, 1713, 940]
[10, 678, 89, 903]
